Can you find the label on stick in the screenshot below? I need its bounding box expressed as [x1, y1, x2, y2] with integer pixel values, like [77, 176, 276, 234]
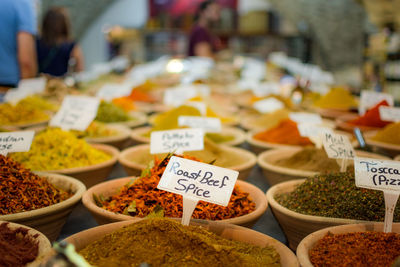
[322, 132, 355, 159]
[379, 106, 400, 122]
[289, 112, 322, 124]
[178, 116, 221, 133]
[359, 91, 394, 115]
[158, 156, 238, 206]
[253, 98, 284, 114]
[0, 131, 34, 156]
[150, 128, 204, 154]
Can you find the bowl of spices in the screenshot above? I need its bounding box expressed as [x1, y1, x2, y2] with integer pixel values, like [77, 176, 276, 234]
[0, 221, 52, 267]
[130, 126, 246, 147]
[95, 101, 147, 128]
[258, 147, 390, 186]
[0, 100, 50, 129]
[266, 172, 400, 250]
[297, 223, 400, 267]
[364, 124, 400, 158]
[0, 155, 86, 241]
[118, 140, 257, 180]
[83, 154, 267, 228]
[65, 218, 298, 266]
[10, 128, 119, 188]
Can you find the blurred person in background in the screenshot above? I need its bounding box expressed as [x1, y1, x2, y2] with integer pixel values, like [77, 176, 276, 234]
[36, 7, 84, 77]
[0, 0, 37, 92]
[188, 0, 221, 57]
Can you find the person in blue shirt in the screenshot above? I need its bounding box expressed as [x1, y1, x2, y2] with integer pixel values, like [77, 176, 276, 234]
[0, 0, 37, 89]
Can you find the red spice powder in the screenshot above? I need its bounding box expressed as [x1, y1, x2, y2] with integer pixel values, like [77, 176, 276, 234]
[349, 100, 391, 128]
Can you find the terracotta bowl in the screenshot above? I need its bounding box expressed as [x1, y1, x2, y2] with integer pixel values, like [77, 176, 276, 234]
[258, 148, 391, 186]
[64, 219, 298, 267]
[364, 131, 400, 158]
[85, 124, 131, 150]
[82, 177, 268, 228]
[396, 155, 400, 161]
[109, 111, 147, 129]
[297, 223, 400, 267]
[266, 179, 396, 250]
[0, 172, 86, 242]
[0, 221, 52, 267]
[130, 126, 246, 147]
[336, 114, 381, 133]
[43, 144, 119, 188]
[118, 144, 257, 180]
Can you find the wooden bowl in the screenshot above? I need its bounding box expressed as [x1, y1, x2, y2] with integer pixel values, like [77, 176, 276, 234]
[0, 172, 86, 242]
[0, 221, 52, 267]
[336, 114, 381, 133]
[258, 148, 391, 186]
[130, 126, 246, 147]
[364, 131, 400, 158]
[266, 179, 394, 250]
[43, 144, 119, 188]
[118, 144, 257, 180]
[109, 111, 147, 129]
[65, 219, 298, 267]
[297, 223, 400, 267]
[85, 124, 131, 150]
[82, 177, 268, 228]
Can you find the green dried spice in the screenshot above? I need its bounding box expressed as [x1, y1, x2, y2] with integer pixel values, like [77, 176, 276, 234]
[276, 172, 400, 221]
[95, 101, 132, 123]
[145, 205, 164, 218]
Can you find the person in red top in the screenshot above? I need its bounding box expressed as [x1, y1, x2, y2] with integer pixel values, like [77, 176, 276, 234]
[188, 0, 221, 57]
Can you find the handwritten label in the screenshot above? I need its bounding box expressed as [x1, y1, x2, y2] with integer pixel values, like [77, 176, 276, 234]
[359, 91, 394, 115]
[298, 123, 333, 138]
[163, 85, 210, 107]
[0, 131, 34, 156]
[289, 112, 322, 125]
[178, 116, 221, 133]
[379, 106, 400, 122]
[253, 98, 284, 114]
[158, 156, 238, 206]
[252, 82, 280, 97]
[322, 132, 355, 159]
[96, 83, 131, 101]
[150, 128, 204, 154]
[50, 96, 100, 131]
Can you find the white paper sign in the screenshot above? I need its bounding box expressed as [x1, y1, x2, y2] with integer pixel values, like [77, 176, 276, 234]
[252, 82, 281, 97]
[164, 88, 197, 107]
[50, 96, 100, 131]
[150, 128, 204, 154]
[379, 106, 400, 122]
[178, 116, 221, 133]
[0, 131, 34, 156]
[289, 112, 322, 125]
[298, 123, 333, 138]
[359, 91, 394, 115]
[322, 132, 355, 159]
[158, 156, 238, 206]
[184, 101, 207, 116]
[253, 98, 284, 114]
[96, 83, 132, 101]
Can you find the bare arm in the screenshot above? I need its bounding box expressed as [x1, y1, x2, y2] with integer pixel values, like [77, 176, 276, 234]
[17, 32, 37, 78]
[194, 42, 213, 58]
[71, 45, 84, 72]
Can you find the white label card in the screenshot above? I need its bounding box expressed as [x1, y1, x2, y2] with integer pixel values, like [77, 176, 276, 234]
[379, 106, 400, 122]
[253, 98, 284, 114]
[298, 123, 333, 138]
[359, 91, 394, 115]
[163, 85, 210, 107]
[322, 132, 355, 159]
[158, 156, 238, 206]
[96, 83, 132, 101]
[289, 112, 322, 125]
[150, 128, 204, 154]
[0, 131, 34, 156]
[178, 116, 221, 133]
[50, 96, 100, 131]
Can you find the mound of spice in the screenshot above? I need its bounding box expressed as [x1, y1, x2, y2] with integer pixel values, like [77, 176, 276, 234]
[0, 102, 49, 125]
[246, 108, 290, 130]
[18, 95, 58, 112]
[10, 128, 111, 171]
[348, 100, 391, 128]
[0, 223, 40, 267]
[152, 105, 201, 131]
[276, 172, 400, 221]
[372, 122, 400, 145]
[309, 231, 400, 267]
[95, 101, 133, 123]
[97, 154, 256, 220]
[206, 132, 235, 144]
[70, 121, 119, 139]
[313, 87, 357, 110]
[79, 218, 280, 267]
[275, 147, 347, 173]
[253, 119, 313, 146]
[0, 155, 71, 215]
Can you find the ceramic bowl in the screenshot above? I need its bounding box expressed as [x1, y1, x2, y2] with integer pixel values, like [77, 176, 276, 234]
[0, 221, 52, 267]
[130, 126, 246, 147]
[85, 124, 131, 150]
[336, 114, 381, 133]
[82, 177, 268, 228]
[118, 144, 257, 180]
[364, 131, 400, 158]
[258, 148, 390, 186]
[44, 144, 119, 188]
[64, 219, 298, 267]
[266, 179, 395, 250]
[0, 172, 86, 242]
[297, 223, 400, 267]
